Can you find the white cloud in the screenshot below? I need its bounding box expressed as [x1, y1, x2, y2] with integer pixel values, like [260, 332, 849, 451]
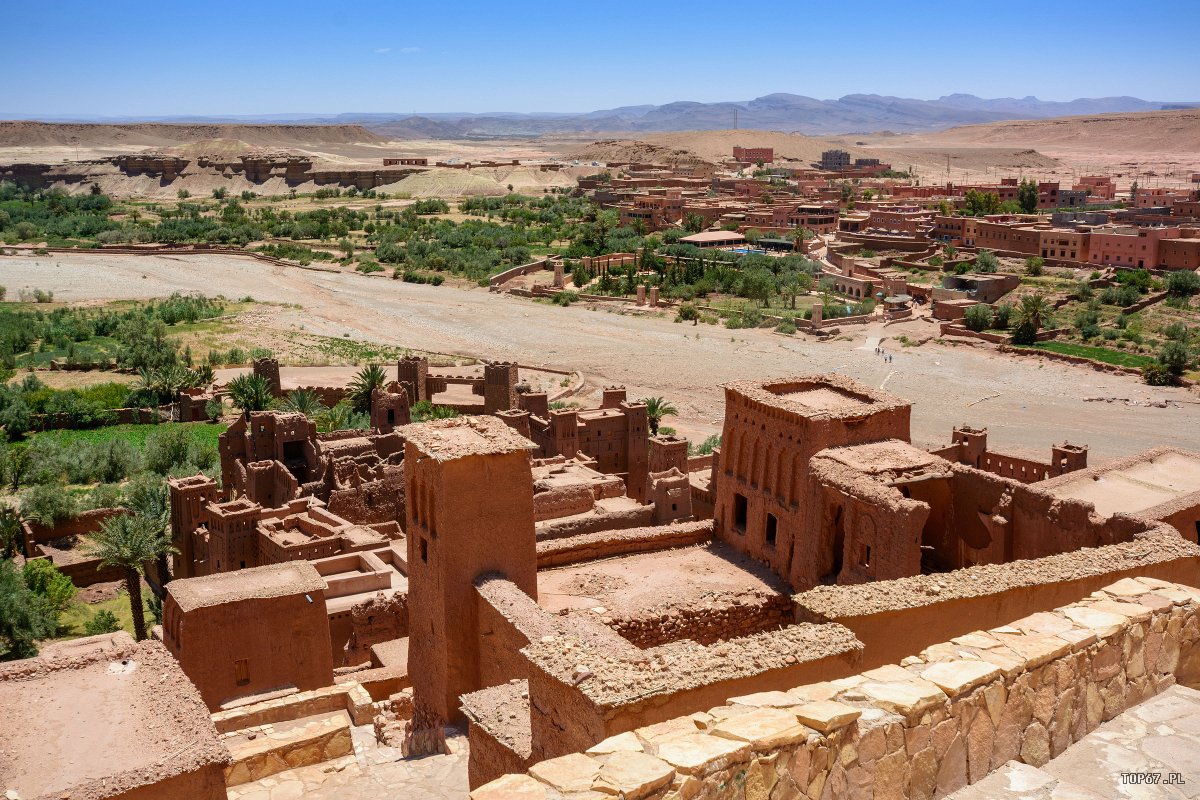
[399, 46, 421, 54]
[374, 47, 392, 54]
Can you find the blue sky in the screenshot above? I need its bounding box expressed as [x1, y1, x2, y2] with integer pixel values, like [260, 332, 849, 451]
[3, 0, 1197, 117]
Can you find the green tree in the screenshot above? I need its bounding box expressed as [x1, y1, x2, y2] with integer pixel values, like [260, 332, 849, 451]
[1166, 270, 1200, 298]
[1017, 179, 1039, 214]
[348, 364, 388, 413]
[683, 213, 705, 233]
[123, 475, 172, 594]
[641, 396, 678, 436]
[1159, 340, 1191, 378]
[279, 389, 325, 417]
[0, 509, 21, 559]
[963, 304, 993, 332]
[22, 558, 76, 616]
[0, 558, 56, 660]
[975, 250, 1000, 273]
[1011, 294, 1055, 344]
[225, 373, 273, 415]
[84, 514, 172, 641]
[1025, 256, 1045, 276]
[964, 190, 1002, 217]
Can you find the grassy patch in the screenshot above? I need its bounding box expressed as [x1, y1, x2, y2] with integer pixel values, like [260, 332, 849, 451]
[56, 585, 155, 640]
[27, 421, 227, 453]
[1023, 341, 1156, 368]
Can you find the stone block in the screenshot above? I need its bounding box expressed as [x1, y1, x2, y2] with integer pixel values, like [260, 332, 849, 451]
[472, 774, 551, 800]
[711, 708, 812, 750]
[1062, 606, 1128, 639]
[858, 680, 947, 719]
[921, 661, 1002, 697]
[594, 751, 675, 798]
[529, 752, 601, 793]
[587, 731, 644, 755]
[656, 734, 751, 776]
[794, 701, 861, 733]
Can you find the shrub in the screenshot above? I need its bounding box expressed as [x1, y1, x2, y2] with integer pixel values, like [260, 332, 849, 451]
[20, 483, 79, 527]
[84, 483, 125, 510]
[1143, 363, 1173, 386]
[974, 250, 1000, 273]
[689, 434, 721, 456]
[23, 558, 76, 614]
[676, 303, 700, 322]
[992, 303, 1012, 330]
[84, 609, 122, 635]
[1166, 270, 1200, 298]
[551, 291, 579, 306]
[1159, 340, 1191, 377]
[963, 304, 993, 332]
[774, 319, 797, 335]
[1025, 256, 1045, 276]
[143, 426, 214, 475]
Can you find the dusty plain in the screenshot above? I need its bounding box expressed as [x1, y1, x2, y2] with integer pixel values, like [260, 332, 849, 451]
[3, 251, 1199, 463]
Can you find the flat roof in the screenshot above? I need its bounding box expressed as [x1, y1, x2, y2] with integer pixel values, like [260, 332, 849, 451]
[725, 374, 909, 421]
[403, 415, 536, 461]
[0, 637, 227, 798]
[679, 230, 746, 243]
[168, 561, 326, 613]
[1043, 449, 1200, 518]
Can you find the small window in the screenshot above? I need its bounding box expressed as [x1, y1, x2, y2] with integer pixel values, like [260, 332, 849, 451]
[420, 538, 429, 563]
[239, 560, 246, 569]
[234, 659, 250, 687]
[765, 513, 778, 547]
[860, 544, 871, 568]
[733, 493, 748, 532]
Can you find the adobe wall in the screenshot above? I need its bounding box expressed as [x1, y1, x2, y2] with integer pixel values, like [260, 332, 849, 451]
[474, 575, 634, 690]
[535, 503, 655, 541]
[606, 592, 794, 649]
[475, 577, 1200, 800]
[534, 520, 714, 569]
[522, 623, 863, 764]
[22, 506, 126, 549]
[326, 468, 405, 526]
[794, 526, 1200, 670]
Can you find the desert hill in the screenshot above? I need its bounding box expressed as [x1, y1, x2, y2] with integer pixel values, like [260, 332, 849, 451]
[0, 121, 384, 149]
[912, 109, 1200, 154]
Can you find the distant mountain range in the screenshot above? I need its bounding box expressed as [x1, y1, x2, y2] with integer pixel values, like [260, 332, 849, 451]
[9, 94, 1199, 138]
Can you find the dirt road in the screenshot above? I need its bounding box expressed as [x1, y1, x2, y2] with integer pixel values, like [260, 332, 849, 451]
[5, 251, 1198, 462]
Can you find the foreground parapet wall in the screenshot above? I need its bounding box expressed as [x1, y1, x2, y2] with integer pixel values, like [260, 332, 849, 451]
[794, 523, 1200, 670]
[472, 577, 1200, 800]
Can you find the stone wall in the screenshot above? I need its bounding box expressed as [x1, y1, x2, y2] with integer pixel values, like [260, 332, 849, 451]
[473, 577, 1200, 800]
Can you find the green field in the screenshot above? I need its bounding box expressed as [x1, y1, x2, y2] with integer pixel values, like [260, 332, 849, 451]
[57, 585, 156, 641]
[28, 421, 227, 452]
[1025, 341, 1156, 369]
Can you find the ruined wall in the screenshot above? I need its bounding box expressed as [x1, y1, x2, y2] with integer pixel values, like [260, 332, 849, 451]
[326, 467, 405, 527]
[605, 592, 794, 649]
[476, 577, 1200, 800]
[342, 591, 408, 668]
[534, 520, 714, 569]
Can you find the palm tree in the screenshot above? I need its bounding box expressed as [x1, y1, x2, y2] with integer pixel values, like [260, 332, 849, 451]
[84, 515, 173, 640]
[641, 396, 678, 436]
[1012, 294, 1055, 344]
[123, 477, 172, 595]
[279, 388, 325, 417]
[225, 373, 273, 415]
[316, 401, 370, 433]
[348, 364, 387, 413]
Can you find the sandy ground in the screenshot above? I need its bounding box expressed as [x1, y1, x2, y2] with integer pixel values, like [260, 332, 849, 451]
[3, 251, 1199, 463]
